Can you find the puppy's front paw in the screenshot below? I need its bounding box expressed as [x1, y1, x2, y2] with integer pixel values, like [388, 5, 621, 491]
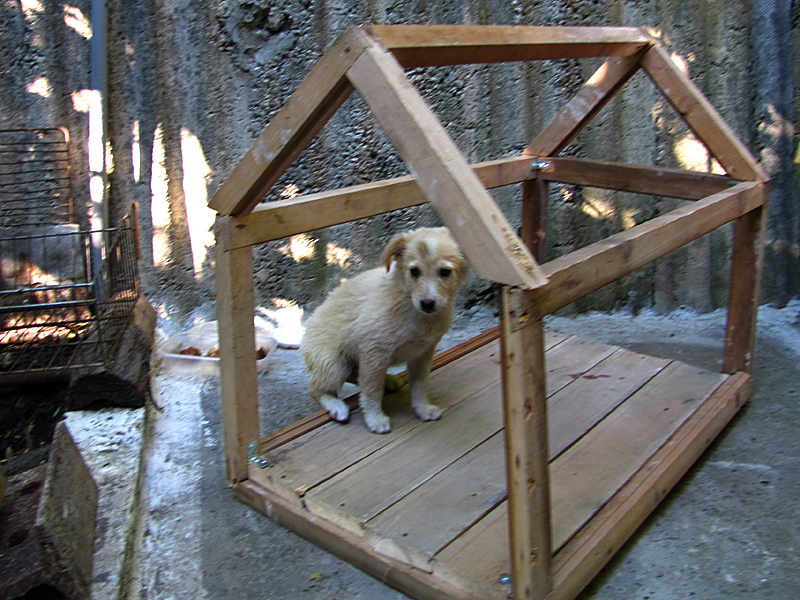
[414, 402, 442, 422]
[365, 411, 391, 434]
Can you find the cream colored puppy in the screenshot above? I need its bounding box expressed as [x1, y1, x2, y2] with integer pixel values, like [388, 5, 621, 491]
[300, 227, 468, 434]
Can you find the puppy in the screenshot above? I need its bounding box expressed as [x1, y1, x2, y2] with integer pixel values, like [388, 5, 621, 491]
[300, 227, 468, 434]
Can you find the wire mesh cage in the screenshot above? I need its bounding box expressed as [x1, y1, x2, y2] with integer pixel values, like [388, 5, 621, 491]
[0, 128, 140, 383]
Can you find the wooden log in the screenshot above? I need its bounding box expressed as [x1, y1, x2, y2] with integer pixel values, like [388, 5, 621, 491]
[208, 27, 371, 216]
[230, 155, 536, 248]
[539, 181, 765, 316]
[640, 42, 767, 183]
[346, 37, 547, 289]
[215, 217, 259, 483]
[67, 295, 156, 410]
[531, 157, 735, 200]
[525, 54, 643, 157]
[500, 287, 552, 600]
[723, 192, 769, 373]
[368, 25, 650, 68]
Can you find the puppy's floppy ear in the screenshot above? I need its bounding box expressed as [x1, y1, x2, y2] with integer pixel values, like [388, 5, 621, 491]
[381, 232, 408, 271]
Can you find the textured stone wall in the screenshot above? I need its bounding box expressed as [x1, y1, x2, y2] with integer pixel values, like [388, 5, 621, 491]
[1, 0, 797, 324]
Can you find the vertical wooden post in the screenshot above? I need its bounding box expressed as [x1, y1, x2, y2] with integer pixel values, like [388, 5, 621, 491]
[522, 176, 548, 264]
[216, 216, 260, 483]
[723, 186, 768, 374]
[500, 286, 552, 600]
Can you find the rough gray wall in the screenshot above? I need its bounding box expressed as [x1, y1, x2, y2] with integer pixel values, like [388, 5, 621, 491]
[2, 0, 798, 325]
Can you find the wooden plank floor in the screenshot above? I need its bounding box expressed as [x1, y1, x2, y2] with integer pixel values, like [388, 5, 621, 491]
[245, 331, 745, 600]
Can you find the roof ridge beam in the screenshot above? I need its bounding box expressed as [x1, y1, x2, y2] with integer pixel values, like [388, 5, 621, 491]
[368, 25, 650, 67]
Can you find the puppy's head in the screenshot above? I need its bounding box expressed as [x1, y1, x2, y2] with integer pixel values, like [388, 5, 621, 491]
[381, 227, 468, 315]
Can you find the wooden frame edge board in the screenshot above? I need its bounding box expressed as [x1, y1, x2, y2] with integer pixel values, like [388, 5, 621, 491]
[229, 154, 736, 250]
[209, 27, 371, 217]
[531, 157, 736, 200]
[368, 25, 651, 67]
[234, 480, 506, 600]
[548, 372, 750, 600]
[229, 156, 536, 249]
[538, 181, 765, 316]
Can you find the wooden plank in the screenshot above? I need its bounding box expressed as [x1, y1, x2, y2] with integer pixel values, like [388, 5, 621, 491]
[256, 326, 506, 455]
[366, 431, 507, 558]
[434, 348, 669, 586]
[549, 362, 727, 552]
[437, 363, 727, 588]
[369, 25, 650, 68]
[547, 348, 670, 460]
[500, 288, 552, 599]
[304, 380, 506, 525]
[531, 157, 735, 200]
[253, 340, 505, 496]
[525, 54, 643, 157]
[640, 42, 767, 183]
[369, 348, 667, 563]
[549, 372, 750, 600]
[215, 217, 259, 482]
[230, 155, 536, 249]
[380, 347, 667, 562]
[723, 200, 768, 374]
[253, 332, 599, 498]
[235, 481, 506, 600]
[208, 27, 370, 216]
[539, 181, 765, 316]
[346, 38, 547, 288]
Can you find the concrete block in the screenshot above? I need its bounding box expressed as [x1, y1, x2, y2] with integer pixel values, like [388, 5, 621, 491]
[0, 421, 98, 599]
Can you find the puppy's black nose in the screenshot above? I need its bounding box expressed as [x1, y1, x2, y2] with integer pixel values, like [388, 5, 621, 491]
[420, 299, 436, 313]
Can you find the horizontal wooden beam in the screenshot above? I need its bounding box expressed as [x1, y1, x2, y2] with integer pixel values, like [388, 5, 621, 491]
[208, 27, 370, 217]
[369, 25, 651, 67]
[537, 181, 765, 316]
[640, 42, 767, 183]
[532, 157, 735, 200]
[229, 155, 535, 248]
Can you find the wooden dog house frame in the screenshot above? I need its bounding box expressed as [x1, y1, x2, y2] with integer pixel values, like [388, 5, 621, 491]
[210, 26, 768, 600]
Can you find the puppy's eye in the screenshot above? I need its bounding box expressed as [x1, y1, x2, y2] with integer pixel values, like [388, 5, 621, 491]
[439, 267, 452, 278]
[409, 267, 421, 278]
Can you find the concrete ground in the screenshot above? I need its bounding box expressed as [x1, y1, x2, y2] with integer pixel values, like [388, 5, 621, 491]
[67, 301, 800, 600]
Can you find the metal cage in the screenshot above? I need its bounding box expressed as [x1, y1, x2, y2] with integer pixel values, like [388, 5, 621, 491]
[0, 128, 140, 383]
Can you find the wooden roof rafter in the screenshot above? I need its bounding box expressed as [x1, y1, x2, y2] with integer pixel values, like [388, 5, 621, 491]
[209, 24, 766, 291]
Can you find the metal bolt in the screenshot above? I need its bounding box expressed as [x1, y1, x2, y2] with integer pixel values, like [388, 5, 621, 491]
[248, 441, 269, 469]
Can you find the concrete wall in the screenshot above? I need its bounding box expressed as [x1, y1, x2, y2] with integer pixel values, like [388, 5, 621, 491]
[2, 0, 798, 325]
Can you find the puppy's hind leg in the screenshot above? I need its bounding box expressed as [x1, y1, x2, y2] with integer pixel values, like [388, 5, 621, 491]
[308, 356, 352, 422]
